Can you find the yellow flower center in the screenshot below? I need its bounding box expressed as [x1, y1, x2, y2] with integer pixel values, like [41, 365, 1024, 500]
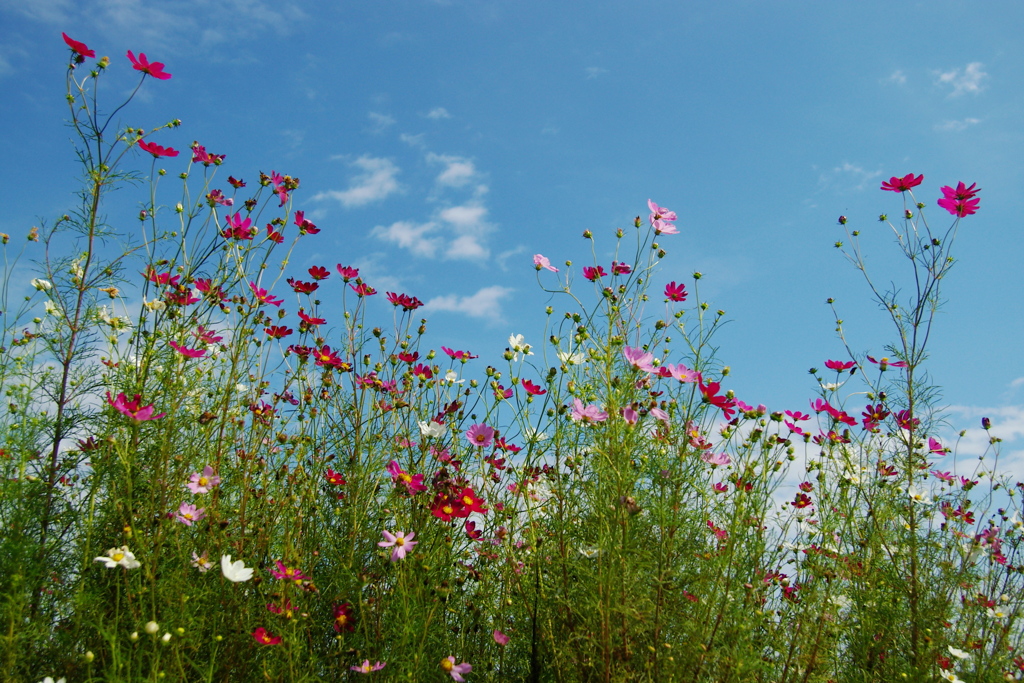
[198, 476, 209, 486]
[395, 536, 405, 547]
[399, 473, 412, 484]
[112, 552, 124, 562]
[441, 659, 454, 672]
[463, 496, 473, 506]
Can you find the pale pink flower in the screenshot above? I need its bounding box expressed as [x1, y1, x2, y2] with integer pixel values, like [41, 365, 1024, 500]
[659, 363, 699, 383]
[191, 551, 213, 572]
[493, 629, 510, 646]
[649, 407, 670, 425]
[379, 529, 417, 562]
[440, 656, 472, 682]
[620, 407, 639, 425]
[351, 660, 386, 674]
[187, 465, 221, 494]
[533, 254, 558, 272]
[570, 398, 608, 424]
[175, 502, 205, 526]
[622, 346, 656, 373]
[701, 452, 731, 467]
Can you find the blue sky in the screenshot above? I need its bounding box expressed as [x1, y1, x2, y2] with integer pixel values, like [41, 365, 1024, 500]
[3, 0, 1024, 474]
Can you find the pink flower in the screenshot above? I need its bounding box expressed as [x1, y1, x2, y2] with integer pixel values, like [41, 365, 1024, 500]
[611, 261, 632, 275]
[533, 254, 558, 272]
[62, 33, 95, 60]
[623, 346, 656, 373]
[270, 560, 310, 583]
[659, 363, 699, 383]
[650, 407, 670, 425]
[175, 502, 205, 526]
[440, 656, 472, 682]
[187, 465, 221, 494]
[493, 630, 510, 646]
[621, 407, 639, 424]
[648, 199, 677, 225]
[350, 282, 377, 297]
[824, 359, 855, 371]
[937, 182, 981, 216]
[249, 282, 284, 307]
[385, 460, 427, 494]
[126, 50, 171, 80]
[379, 529, 417, 562]
[583, 265, 607, 281]
[466, 423, 495, 449]
[169, 341, 206, 358]
[222, 212, 255, 240]
[570, 398, 608, 424]
[191, 143, 225, 166]
[442, 346, 478, 361]
[138, 140, 179, 158]
[351, 660, 386, 674]
[337, 264, 359, 281]
[880, 173, 923, 192]
[928, 437, 947, 455]
[664, 281, 687, 302]
[931, 470, 955, 484]
[701, 452, 731, 467]
[866, 355, 907, 370]
[106, 392, 166, 422]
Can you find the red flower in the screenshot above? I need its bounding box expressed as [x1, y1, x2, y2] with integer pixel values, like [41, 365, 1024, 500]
[937, 183, 981, 217]
[314, 345, 349, 370]
[582, 265, 607, 281]
[431, 493, 465, 521]
[412, 363, 433, 380]
[325, 469, 347, 486]
[521, 379, 546, 396]
[62, 33, 95, 60]
[265, 325, 293, 339]
[333, 603, 355, 633]
[350, 283, 376, 297]
[266, 224, 284, 244]
[386, 291, 424, 311]
[398, 351, 419, 363]
[457, 487, 488, 515]
[126, 50, 171, 80]
[824, 359, 855, 371]
[308, 266, 330, 281]
[252, 627, 282, 645]
[880, 173, 923, 192]
[228, 176, 246, 188]
[337, 264, 359, 281]
[294, 210, 320, 235]
[297, 308, 326, 331]
[791, 493, 813, 509]
[699, 380, 737, 419]
[138, 140, 179, 158]
[664, 281, 688, 302]
[287, 278, 319, 294]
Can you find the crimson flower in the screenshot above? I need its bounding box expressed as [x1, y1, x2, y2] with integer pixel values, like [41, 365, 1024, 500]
[337, 264, 359, 281]
[106, 392, 166, 422]
[880, 173, 923, 192]
[169, 341, 205, 358]
[412, 363, 433, 381]
[895, 409, 919, 430]
[249, 282, 283, 307]
[62, 33, 95, 61]
[308, 265, 330, 280]
[313, 345, 346, 369]
[270, 560, 309, 583]
[521, 379, 547, 396]
[386, 291, 424, 311]
[937, 182, 981, 217]
[138, 140, 179, 158]
[494, 437, 521, 453]
[145, 268, 180, 288]
[582, 265, 607, 281]
[398, 351, 419, 363]
[325, 469, 347, 486]
[252, 627, 282, 645]
[791, 493, 813, 509]
[228, 176, 246, 188]
[699, 380, 737, 419]
[350, 283, 376, 297]
[126, 50, 171, 80]
[266, 224, 284, 244]
[287, 278, 318, 294]
[465, 520, 483, 540]
[664, 281, 688, 302]
[222, 213, 255, 240]
[611, 261, 632, 275]
[442, 346, 478, 360]
[431, 492, 466, 522]
[265, 325, 293, 339]
[297, 309, 326, 330]
[824, 359, 855, 371]
[333, 603, 355, 632]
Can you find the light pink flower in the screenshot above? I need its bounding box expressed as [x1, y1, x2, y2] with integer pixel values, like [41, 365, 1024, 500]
[701, 452, 731, 467]
[441, 656, 473, 682]
[570, 398, 608, 424]
[465, 423, 495, 449]
[533, 254, 558, 272]
[623, 346, 656, 373]
[620, 407, 639, 425]
[351, 660, 386, 674]
[493, 629, 510, 646]
[659, 363, 699, 383]
[187, 465, 221, 494]
[175, 502, 205, 526]
[379, 529, 417, 562]
[649, 407, 670, 425]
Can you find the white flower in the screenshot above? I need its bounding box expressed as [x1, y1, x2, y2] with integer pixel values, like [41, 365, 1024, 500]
[907, 485, 932, 506]
[221, 554, 253, 582]
[939, 670, 965, 683]
[508, 333, 533, 361]
[418, 421, 446, 438]
[578, 546, 601, 559]
[144, 621, 160, 635]
[143, 297, 166, 312]
[31, 278, 52, 291]
[94, 545, 141, 569]
[44, 300, 61, 318]
[557, 350, 585, 365]
[820, 381, 845, 391]
[40, 677, 66, 683]
[161, 632, 172, 643]
[443, 370, 464, 385]
[523, 427, 548, 443]
[947, 646, 970, 659]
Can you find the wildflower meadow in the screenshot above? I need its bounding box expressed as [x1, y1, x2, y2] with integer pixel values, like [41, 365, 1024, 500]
[4, 34, 1024, 683]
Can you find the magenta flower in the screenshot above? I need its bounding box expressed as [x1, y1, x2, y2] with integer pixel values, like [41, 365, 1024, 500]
[440, 656, 472, 682]
[937, 182, 981, 217]
[350, 282, 377, 297]
[929, 437, 947, 455]
[379, 529, 417, 562]
[351, 660, 386, 674]
[248, 282, 284, 307]
[175, 502, 205, 526]
[466, 423, 495, 449]
[621, 407, 639, 425]
[106, 392, 166, 422]
[385, 460, 428, 494]
[521, 379, 547, 396]
[169, 341, 206, 358]
[570, 398, 608, 424]
[441, 346, 478, 361]
[866, 355, 908, 370]
[611, 261, 631, 275]
[664, 281, 688, 302]
[62, 33, 95, 60]
[493, 630, 510, 646]
[533, 254, 558, 272]
[880, 173, 923, 192]
[138, 140, 179, 158]
[582, 265, 607, 281]
[623, 346, 656, 373]
[824, 359, 855, 371]
[187, 465, 221, 494]
[223, 212, 255, 240]
[931, 470, 955, 484]
[126, 50, 171, 80]
[270, 560, 310, 583]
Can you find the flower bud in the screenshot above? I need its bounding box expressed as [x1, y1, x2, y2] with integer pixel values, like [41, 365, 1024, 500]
[837, 215, 847, 225]
[145, 621, 159, 635]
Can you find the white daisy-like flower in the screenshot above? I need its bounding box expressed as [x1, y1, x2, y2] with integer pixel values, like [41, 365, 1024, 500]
[93, 545, 141, 569]
[947, 645, 970, 659]
[30, 278, 52, 291]
[221, 554, 254, 582]
[418, 420, 446, 438]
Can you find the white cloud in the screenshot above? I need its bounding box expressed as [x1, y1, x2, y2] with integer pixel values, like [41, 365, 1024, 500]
[426, 107, 451, 120]
[885, 69, 907, 85]
[427, 153, 477, 187]
[935, 62, 987, 97]
[400, 133, 426, 148]
[368, 112, 395, 133]
[0, 0, 73, 23]
[422, 285, 514, 322]
[370, 220, 442, 258]
[312, 155, 399, 208]
[933, 117, 981, 132]
[823, 162, 883, 192]
[585, 66, 608, 79]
